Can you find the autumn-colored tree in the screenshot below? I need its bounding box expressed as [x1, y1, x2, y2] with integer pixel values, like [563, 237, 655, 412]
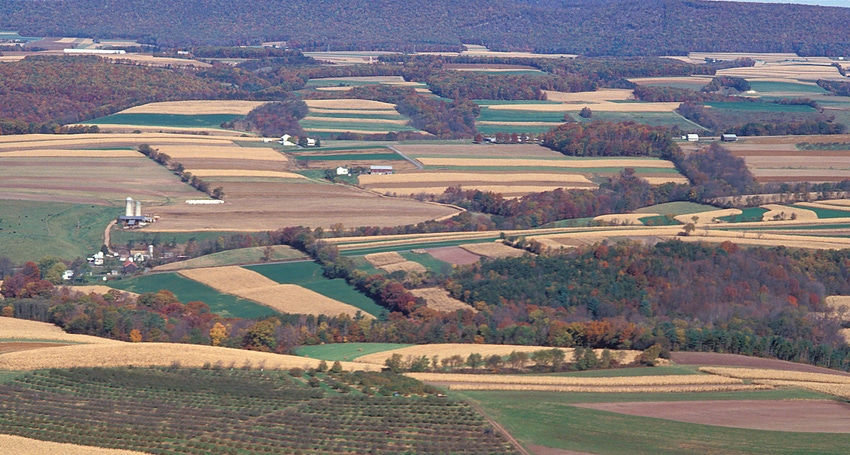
[209, 322, 228, 346]
[1, 305, 13, 318]
[129, 329, 143, 343]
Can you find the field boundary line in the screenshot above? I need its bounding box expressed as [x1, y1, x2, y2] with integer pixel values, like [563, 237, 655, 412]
[389, 145, 424, 170]
[466, 400, 532, 455]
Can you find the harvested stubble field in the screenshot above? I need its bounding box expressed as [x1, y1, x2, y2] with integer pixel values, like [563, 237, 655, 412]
[673, 208, 742, 224]
[700, 367, 850, 384]
[185, 169, 306, 179]
[751, 381, 850, 399]
[0, 149, 139, 158]
[459, 242, 527, 259]
[149, 144, 288, 161]
[359, 172, 593, 185]
[178, 266, 370, 318]
[153, 245, 305, 271]
[760, 204, 818, 221]
[302, 115, 407, 125]
[119, 100, 267, 115]
[409, 287, 474, 312]
[593, 213, 659, 225]
[396, 143, 564, 159]
[0, 342, 379, 371]
[487, 102, 680, 113]
[0, 434, 148, 455]
[363, 251, 406, 267]
[303, 99, 397, 110]
[425, 246, 482, 265]
[573, 399, 850, 433]
[378, 261, 427, 274]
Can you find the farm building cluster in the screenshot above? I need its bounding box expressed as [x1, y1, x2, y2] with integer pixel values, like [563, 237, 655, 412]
[117, 197, 157, 228]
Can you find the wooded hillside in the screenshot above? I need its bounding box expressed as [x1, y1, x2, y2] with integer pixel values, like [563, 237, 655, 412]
[1, 0, 848, 56]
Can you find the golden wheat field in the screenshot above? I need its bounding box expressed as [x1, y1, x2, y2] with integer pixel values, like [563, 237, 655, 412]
[359, 172, 593, 185]
[445, 384, 773, 393]
[760, 204, 818, 221]
[63, 285, 140, 298]
[304, 99, 397, 110]
[149, 144, 288, 161]
[0, 318, 121, 345]
[407, 373, 744, 386]
[415, 157, 676, 169]
[309, 108, 399, 115]
[700, 367, 850, 384]
[487, 102, 680, 113]
[178, 267, 368, 318]
[0, 434, 148, 455]
[593, 213, 658, 225]
[185, 169, 306, 179]
[301, 116, 408, 125]
[643, 176, 691, 185]
[364, 252, 406, 267]
[459, 242, 527, 259]
[751, 380, 850, 399]
[673, 208, 742, 224]
[379, 261, 428, 274]
[543, 89, 635, 103]
[119, 100, 268, 115]
[0, 343, 380, 371]
[0, 149, 141, 158]
[796, 202, 850, 213]
[409, 288, 474, 313]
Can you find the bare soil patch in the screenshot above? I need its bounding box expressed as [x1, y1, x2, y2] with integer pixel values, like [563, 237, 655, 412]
[426, 246, 481, 265]
[671, 352, 850, 377]
[409, 288, 474, 313]
[574, 400, 850, 433]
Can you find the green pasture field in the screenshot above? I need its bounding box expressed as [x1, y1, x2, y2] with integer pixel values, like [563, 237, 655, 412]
[639, 215, 680, 226]
[294, 153, 404, 161]
[792, 204, 850, 219]
[301, 120, 419, 132]
[634, 202, 717, 215]
[398, 251, 454, 274]
[796, 142, 850, 151]
[83, 113, 242, 129]
[538, 217, 597, 228]
[337, 236, 503, 256]
[578, 111, 704, 130]
[457, 388, 845, 455]
[748, 81, 828, 95]
[287, 145, 390, 152]
[349, 256, 383, 275]
[0, 200, 116, 263]
[0, 371, 26, 384]
[294, 342, 411, 361]
[108, 273, 275, 319]
[704, 102, 817, 113]
[716, 207, 769, 223]
[476, 124, 559, 135]
[477, 108, 567, 123]
[245, 262, 384, 317]
[154, 246, 306, 271]
[110, 230, 269, 248]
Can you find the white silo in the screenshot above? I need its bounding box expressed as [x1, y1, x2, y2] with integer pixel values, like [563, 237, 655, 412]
[125, 197, 134, 217]
[134, 200, 142, 217]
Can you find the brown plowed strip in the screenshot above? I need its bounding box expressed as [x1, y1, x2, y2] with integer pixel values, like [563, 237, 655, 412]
[0, 342, 73, 354]
[574, 400, 850, 433]
[671, 352, 850, 376]
[425, 246, 481, 265]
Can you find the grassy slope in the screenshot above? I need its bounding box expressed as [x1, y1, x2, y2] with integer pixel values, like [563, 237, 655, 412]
[0, 200, 116, 262]
[458, 388, 847, 455]
[110, 230, 269, 247]
[245, 262, 384, 317]
[154, 246, 306, 270]
[633, 202, 718, 215]
[107, 273, 275, 319]
[83, 113, 241, 128]
[294, 342, 411, 361]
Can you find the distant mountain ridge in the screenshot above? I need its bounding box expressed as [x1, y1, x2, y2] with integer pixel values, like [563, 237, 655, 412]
[1, 0, 848, 56]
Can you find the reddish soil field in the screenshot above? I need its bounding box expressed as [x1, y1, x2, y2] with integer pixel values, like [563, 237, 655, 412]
[0, 342, 72, 354]
[574, 400, 850, 433]
[426, 246, 482, 265]
[671, 352, 850, 377]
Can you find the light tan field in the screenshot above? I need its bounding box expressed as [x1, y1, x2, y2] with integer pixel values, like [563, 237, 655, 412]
[100, 54, 212, 68]
[459, 242, 527, 259]
[178, 266, 370, 318]
[446, 383, 771, 393]
[0, 434, 148, 455]
[0, 149, 140, 158]
[761, 204, 818, 221]
[543, 89, 635, 103]
[379, 261, 427, 274]
[364, 252, 406, 267]
[0, 318, 121, 345]
[368, 185, 596, 198]
[359, 172, 593, 185]
[0, 133, 234, 148]
[487, 102, 680, 112]
[302, 116, 408, 125]
[153, 246, 305, 271]
[408, 372, 743, 386]
[0, 342, 379, 371]
[416, 157, 677, 169]
[718, 63, 842, 81]
[316, 85, 356, 91]
[409, 288, 474, 313]
[701, 367, 850, 384]
[63, 286, 139, 298]
[674, 208, 742, 224]
[808, 199, 850, 208]
[752, 380, 850, 399]
[310, 108, 399, 115]
[119, 100, 267, 115]
[300, 127, 407, 134]
[644, 176, 690, 185]
[826, 296, 850, 313]
[143, 144, 289, 162]
[796, 202, 850, 213]
[304, 99, 397, 110]
[185, 169, 306, 179]
[628, 76, 713, 86]
[355, 344, 641, 365]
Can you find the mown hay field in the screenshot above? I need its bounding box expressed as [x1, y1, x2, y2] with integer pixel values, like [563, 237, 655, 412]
[760, 204, 818, 221]
[185, 169, 306, 179]
[593, 213, 660, 225]
[0, 318, 120, 345]
[0, 434, 148, 455]
[409, 288, 474, 313]
[359, 172, 593, 185]
[0, 149, 140, 158]
[119, 100, 267, 115]
[378, 261, 427, 274]
[303, 99, 397, 110]
[395, 143, 564, 159]
[0, 342, 379, 372]
[364, 252, 406, 267]
[153, 245, 305, 271]
[148, 144, 288, 161]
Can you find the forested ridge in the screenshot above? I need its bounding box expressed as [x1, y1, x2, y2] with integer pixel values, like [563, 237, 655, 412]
[1, 0, 849, 56]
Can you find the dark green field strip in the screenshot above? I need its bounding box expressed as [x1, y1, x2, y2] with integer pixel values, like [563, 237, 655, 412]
[639, 215, 681, 226]
[107, 273, 276, 319]
[294, 343, 412, 361]
[476, 124, 560, 135]
[244, 262, 384, 317]
[583, 111, 703, 129]
[477, 108, 568, 123]
[704, 101, 817, 113]
[295, 153, 404, 161]
[634, 202, 719, 215]
[338, 236, 502, 256]
[287, 145, 390, 152]
[748, 81, 828, 94]
[398, 250, 454, 274]
[301, 120, 419, 132]
[716, 207, 770, 223]
[110, 230, 269, 247]
[792, 204, 850, 219]
[83, 113, 242, 128]
[458, 388, 846, 455]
